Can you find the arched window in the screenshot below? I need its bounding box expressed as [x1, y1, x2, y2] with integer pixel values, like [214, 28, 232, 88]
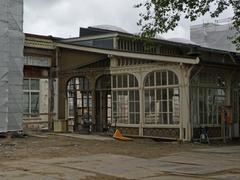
[96, 75, 111, 90]
[190, 71, 226, 126]
[144, 70, 180, 125]
[112, 74, 140, 124]
[191, 71, 226, 88]
[67, 77, 92, 127]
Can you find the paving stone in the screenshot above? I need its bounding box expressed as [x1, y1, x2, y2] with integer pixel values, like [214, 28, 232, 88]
[210, 173, 240, 180]
[1, 146, 240, 179]
[195, 146, 240, 154]
[142, 175, 206, 180]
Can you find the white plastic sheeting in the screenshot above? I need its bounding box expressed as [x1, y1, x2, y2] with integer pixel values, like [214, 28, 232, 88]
[191, 23, 238, 52]
[0, 0, 24, 132]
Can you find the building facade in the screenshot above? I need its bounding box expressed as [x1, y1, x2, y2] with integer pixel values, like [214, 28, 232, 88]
[23, 34, 55, 130]
[54, 26, 240, 141]
[22, 26, 240, 141]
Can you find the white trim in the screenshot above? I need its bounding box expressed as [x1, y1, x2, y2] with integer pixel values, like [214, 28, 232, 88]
[56, 43, 200, 64]
[23, 78, 40, 118]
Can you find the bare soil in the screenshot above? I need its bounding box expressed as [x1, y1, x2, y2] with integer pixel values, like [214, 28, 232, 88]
[0, 132, 211, 163]
[1, 133, 239, 180]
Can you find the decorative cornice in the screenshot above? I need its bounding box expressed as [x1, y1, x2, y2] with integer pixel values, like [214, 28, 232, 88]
[25, 36, 55, 50]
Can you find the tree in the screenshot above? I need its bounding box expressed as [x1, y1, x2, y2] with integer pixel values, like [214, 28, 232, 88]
[135, 0, 240, 50]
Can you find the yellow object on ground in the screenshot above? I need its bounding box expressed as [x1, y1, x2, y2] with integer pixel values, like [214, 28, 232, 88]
[113, 129, 133, 141]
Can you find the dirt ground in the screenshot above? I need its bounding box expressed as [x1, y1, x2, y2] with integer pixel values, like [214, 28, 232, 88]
[0, 133, 239, 180]
[0, 132, 226, 162]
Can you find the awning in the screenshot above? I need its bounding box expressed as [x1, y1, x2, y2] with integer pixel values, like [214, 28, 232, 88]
[56, 43, 200, 65]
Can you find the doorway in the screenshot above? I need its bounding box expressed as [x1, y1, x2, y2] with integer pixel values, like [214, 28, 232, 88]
[67, 77, 92, 132]
[95, 75, 112, 132]
[232, 89, 240, 137]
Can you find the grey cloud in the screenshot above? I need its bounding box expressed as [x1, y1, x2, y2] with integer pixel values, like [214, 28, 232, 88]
[24, 0, 141, 37]
[24, 0, 234, 39]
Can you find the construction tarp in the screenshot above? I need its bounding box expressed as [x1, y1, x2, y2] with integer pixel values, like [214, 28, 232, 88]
[191, 23, 238, 53]
[0, 0, 24, 132]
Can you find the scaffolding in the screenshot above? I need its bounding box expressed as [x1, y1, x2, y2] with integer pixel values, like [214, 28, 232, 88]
[190, 22, 238, 52]
[0, 0, 24, 132]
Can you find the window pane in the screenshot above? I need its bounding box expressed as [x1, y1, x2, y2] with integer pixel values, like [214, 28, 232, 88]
[31, 92, 39, 116]
[149, 73, 155, 86]
[157, 113, 163, 124]
[88, 94, 92, 107]
[135, 113, 140, 124]
[150, 89, 155, 99]
[168, 71, 174, 85]
[112, 91, 117, 101]
[113, 75, 116, 88]
[23, 79, 29, 90]
[169, 100, 173, 112]
[83, 98, 88, 107]
[123, 91, 128, 96]
[68, 98, 74, 117]
[130, 102, 135, 112]
[23, 92, 29, 114]
[145, 113, 155, 124]
[135, 91, 139, 100]
[118, 75, 123, 88]
[113, 102, 117, 112]
[129, 90, 134, 101]
[174, 74, 179, 84]
[79, 78, 84, 89]
[156, 72, 161, 86]
[129, 75, 135, 87]
[84, 78, 89, 90]
[162, 89, 167, 100]
[150, 101, 155, 112]
[31, 79, 39, 90]
[144, 71, 180, 125]
[162, 71, 167, 85]
[145, 75, 150, 86]
[163, 113, 168, 124]
[169, 89, 174, 99]
[130, 113, 135, 124]
[156, 89, 161, 100]
[135, 102, 140, 112]
[145, 101, 150, 112]
[169, 113, 173, 124]
[129, 75, 138, 87]
[162, 101, 168, 112]
[123, 75, 128, 88]
[174, 88, 179, 95]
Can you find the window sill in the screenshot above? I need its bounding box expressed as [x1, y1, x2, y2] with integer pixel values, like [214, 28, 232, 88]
[23, 117, 41, 121]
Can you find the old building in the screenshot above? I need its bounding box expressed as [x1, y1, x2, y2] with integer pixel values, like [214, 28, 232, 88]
[50, 26, 240, 141]
[18, 25, 240, 141]
[23, 34, 55, 130]
[1, 0, 239, 142]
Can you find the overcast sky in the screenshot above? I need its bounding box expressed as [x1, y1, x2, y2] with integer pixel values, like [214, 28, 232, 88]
[23, 0, 234, 39]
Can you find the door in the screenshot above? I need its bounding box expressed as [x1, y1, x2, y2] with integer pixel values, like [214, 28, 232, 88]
[67, 77, 92, 132]
[96, 90, 111, 132]
[232, 89, 240, 137]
